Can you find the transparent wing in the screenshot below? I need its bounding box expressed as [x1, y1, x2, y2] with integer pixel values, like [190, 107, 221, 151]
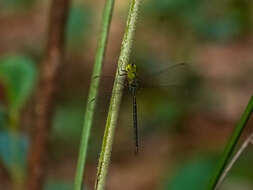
[138, 62, 189, 91]
[140, 62, 186, 80]
[91, 62, 196, 113]
[87, 74, 128, 113]
[94, 62, 191, 98]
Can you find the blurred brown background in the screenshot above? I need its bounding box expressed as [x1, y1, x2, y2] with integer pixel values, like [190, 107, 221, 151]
[0, 0, 253, 190]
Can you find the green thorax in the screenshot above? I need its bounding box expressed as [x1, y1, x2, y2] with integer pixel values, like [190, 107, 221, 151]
[126, 63, 137, 85]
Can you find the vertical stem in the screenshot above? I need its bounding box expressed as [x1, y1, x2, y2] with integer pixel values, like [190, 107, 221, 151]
[73, 0, 115, 189]
[214, 133, 253, 190]
[208, 95, 253, 190]
[26, 1, 71, 190]
[94, 0, 141, 190]
[9, 110, 23, 190]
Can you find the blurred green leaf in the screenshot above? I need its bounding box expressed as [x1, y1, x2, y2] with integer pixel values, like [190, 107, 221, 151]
[0, 0, 36, 11]
[44, 181, 73, 190]
[66, 5, 92, 50]
[0, 54, 37, 112]
[145, 0, 200, 16]
[190, 13, 242, 41]
[163, 156, 217, 190]
[0, 105, 7, 129]
[52, 102, 84, 144]
[0, 130, 28, 170]
[144, 0, 251, 41]
[45, 181, 88, 190]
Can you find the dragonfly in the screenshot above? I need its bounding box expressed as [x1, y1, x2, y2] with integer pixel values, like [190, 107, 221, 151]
[93, 60, 188, 155]
[123, 63, 139, 154]
[116, 62, 187, 155]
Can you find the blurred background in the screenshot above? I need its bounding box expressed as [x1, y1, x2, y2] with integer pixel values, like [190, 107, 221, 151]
[0, 0, 253, 189]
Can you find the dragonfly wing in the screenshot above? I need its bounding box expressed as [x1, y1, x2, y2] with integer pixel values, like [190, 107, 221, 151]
[138, 63, 189, 89]
[88, 75, 129, 114]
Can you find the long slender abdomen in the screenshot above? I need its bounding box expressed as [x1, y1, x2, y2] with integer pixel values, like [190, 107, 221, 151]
[133, 93, 138, 155]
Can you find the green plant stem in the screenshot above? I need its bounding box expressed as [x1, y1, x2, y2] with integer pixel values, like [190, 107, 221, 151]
[208, 95, 253, 190]
[73, 0, 115, 190]
[9, 110, 23, 190]
[94, 0, 141, 190]
[215, 133, 253, 190]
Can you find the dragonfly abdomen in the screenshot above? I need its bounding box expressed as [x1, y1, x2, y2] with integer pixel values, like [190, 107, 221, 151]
[132, 90, 138, 155]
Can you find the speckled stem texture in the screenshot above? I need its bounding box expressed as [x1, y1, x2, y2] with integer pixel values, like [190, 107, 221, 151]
[73, 0, 115, 189]
[94, 0, 141, 190]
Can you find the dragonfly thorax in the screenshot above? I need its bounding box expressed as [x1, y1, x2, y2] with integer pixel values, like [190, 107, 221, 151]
[126, 63, 137, 82]
[126, 63, 138, 94]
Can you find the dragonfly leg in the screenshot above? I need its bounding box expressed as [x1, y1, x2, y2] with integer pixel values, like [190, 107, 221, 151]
[117, 65, 127, 76]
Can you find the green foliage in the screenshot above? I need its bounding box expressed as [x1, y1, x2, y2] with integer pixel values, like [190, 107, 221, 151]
[144, 0, 252, 41]
[0, 131, 28, 170]
[0, 54, 37, 113]
[163, 157, 217, 190]
[0, 54, 37, 186]
[0, 106, 7, 129]
[190, 10, 246, 41]
[0, 0, 36, 11]
[145, 0, 200, 16]
[66, 5, 92, 51]
[45, 180, 88, 190]
[52, 102, 84, 144]
[44, 181, 73, 190]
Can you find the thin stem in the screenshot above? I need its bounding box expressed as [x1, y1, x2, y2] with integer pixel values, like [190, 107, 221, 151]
[26, 0, 70, 190]
[73, 0, 115, 189]
[208, 95, 253, 190]
[9, 110, 23, 190]
[94, 0, 141, 190]
[214, 133, 253, 190]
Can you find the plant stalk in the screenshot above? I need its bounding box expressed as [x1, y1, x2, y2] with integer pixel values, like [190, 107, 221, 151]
[26, 0, 70, 189]
[208, 95, 253, 190]
[73, 0, 115, 189]
[94, 0, 141, 190]
[214, 133, 253, 190]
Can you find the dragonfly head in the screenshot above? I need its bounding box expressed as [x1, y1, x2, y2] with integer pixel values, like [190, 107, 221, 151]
[126, 63, 137, 84]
